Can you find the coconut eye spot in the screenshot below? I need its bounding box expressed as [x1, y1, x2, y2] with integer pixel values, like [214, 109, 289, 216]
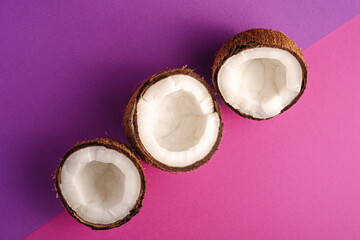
[153, 90, 207, 152]
[218, 47, 302, 119]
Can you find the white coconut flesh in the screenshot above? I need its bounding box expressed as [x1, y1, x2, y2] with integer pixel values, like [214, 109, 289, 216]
[60, 146, 141, 224]
[136, 74, 221, 168]
[218, 47, 303, 119]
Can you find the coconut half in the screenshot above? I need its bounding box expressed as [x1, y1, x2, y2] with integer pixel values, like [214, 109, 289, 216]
[124, 68, 223, 172]
[213, 28, 307, 120]
[55, 139, 145, 230]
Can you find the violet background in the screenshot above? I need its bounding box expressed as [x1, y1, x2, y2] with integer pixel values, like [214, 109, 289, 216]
[0, 0, 359, 239]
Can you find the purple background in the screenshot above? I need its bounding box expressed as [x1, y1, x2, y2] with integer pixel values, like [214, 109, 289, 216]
[0, 1, 359, 239]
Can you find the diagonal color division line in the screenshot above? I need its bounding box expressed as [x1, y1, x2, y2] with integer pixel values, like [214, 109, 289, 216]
[2, 1, 360, 239]
[24, 13, 360, 240]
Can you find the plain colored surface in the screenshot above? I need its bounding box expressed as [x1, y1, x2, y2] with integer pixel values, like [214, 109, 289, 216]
[0, 0, 359, 239]
[25, 14, 360, 240]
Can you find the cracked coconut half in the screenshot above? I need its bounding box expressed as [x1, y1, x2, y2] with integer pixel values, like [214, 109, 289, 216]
[213, 28, 307, 120]
[124, 68, 223, 172]
[55, 139, 145, 230]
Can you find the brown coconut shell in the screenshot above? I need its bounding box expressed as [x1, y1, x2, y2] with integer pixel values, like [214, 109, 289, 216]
[212, 28, 308, 120]
[55, 138, 146, 230]
[123, 67, 223, 172]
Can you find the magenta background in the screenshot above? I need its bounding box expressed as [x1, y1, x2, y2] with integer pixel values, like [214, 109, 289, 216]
[0, 0, 360, 239]
[24, 15, 360, 240]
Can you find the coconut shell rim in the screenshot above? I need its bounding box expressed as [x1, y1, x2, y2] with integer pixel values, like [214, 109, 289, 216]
[212, 28, 308, 121]
[123, 67, 224, 172]
[55, 138, 146, 230]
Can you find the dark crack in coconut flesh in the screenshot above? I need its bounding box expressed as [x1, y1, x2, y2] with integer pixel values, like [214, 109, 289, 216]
[55, 138, 146, 230]
[123, 67, 223, 172]
[212, 28, 308, 120]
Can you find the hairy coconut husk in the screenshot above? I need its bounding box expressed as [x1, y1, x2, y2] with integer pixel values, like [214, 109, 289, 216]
[55, 138, 146, 230]
[123, 67, 223, 172]
[212, 28, 308, 120]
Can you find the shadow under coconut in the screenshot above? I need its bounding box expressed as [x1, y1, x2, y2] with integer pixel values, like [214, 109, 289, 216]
[19, 20, 248, 232]
[82, 63, 158, 143]
[177, 19, 260, 124]
[19, 62, 159, 226]
[175, 19, 236, 85]
[19, 134, 73, 220]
